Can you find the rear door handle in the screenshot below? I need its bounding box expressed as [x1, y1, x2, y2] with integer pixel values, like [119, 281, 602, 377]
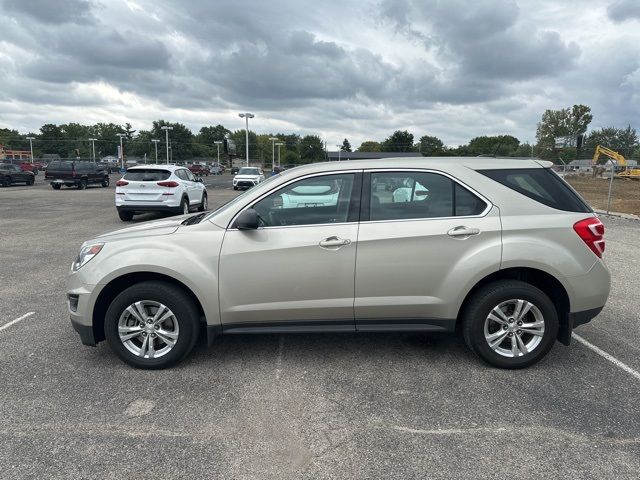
[319, 236, 351, 248]
[447, 226, 480, 237]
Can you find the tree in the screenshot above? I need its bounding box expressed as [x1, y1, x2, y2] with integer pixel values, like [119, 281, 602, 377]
[418, 135, 444, 156]
[381, 130, 414, 152]
[39, 124, 67, 157]
[584, 126, 638, 158]
[300, 135, 325, 163]
[535, 104, 593, 160]
[357, 141, 381, 152]
[341, 138, 352, 152]
[467, 135, 520, 156]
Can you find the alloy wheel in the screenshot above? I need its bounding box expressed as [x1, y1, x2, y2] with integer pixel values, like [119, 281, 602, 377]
[483, 299, 545, 358]
[117, 300, 180, 359]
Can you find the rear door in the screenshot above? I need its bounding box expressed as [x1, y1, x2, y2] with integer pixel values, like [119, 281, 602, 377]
[182, 169, 200, 204]
[354, 170, 502, 330]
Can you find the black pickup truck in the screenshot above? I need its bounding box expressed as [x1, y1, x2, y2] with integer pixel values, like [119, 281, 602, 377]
[45, 161, 110, 189]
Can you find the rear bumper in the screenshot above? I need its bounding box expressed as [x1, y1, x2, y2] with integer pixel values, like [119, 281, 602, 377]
[117, 205, 180, 213]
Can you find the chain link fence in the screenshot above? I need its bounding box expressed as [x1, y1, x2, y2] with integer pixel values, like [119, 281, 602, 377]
[564, 169, 640, 217]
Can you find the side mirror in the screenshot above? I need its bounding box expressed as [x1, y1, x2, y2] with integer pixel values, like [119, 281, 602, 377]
[235, 208, 259, 230]
[195, 177, 203, 183]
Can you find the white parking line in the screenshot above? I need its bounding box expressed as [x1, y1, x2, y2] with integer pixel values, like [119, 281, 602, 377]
[275, 335, 284, 380]
[0, 312, 35, 332]
[572, 333, 640, 382]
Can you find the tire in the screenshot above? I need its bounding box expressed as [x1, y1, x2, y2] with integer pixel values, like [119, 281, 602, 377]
[104, 281, 200, 369]
[27, 176, 35, 186]
[461, 280, 558, 369]
[198, 193, 208, 212]
[0, 176, 8, 187]
[51, 183, 61, 190]
[233, 186, 238, 190]
[78, 178, 88, 190]
[118, 210, 134, 221]
[102, 176, 110, 187]
[180, 197, 189, 215]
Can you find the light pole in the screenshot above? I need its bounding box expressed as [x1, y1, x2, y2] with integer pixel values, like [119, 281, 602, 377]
[269, 137, 278, 172]
[88, 138, 97, 162]
[161, 126, 173, 164]
[276, 142, 284, 168]
[151, 139, 160, 163]
[336, 144, 342, 161]
[238, 112, 254, 167]
[116, 133, 126, 169]
[26, 136, 35, 163]
[214, 140, 222, 167]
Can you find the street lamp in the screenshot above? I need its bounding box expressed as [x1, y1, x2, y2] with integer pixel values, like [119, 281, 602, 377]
[336, 144, 342, 161]
[88, 138, 97, 162]
[238, 112, 254, 167]
[161, 126, 173, 164]
[269, 137, 278, 172]
[214, 140, 223, 167]
[276, 142, 284, 168]
[151, 139, 160, 163]
[116, 133, 127, 168]
[26, 136, 35, 163]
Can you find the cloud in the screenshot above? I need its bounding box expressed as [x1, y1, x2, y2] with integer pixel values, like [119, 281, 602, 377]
[2, 0, 95, 25]
[607, 0, 640, 22]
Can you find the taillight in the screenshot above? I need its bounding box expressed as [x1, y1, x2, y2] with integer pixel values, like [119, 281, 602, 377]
[573, 217, 605, 258]
[116, 180, 129, 186]
[157, 181, 179, 187]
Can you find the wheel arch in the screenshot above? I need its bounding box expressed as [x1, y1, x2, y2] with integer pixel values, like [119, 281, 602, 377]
[456, 267, 571, 344]
[91, 272, 206, 344]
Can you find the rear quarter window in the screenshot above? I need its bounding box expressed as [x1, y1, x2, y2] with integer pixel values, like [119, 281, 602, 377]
[48, 161, 73, 171]
[124, 169, 171, 181]
[479, 168, 591, 213]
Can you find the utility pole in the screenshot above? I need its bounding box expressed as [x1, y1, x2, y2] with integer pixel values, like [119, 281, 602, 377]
[26, 136, 35, 163]
[276, 142, 284, 168]
[161, 126, 173, 164]
[88, 138, 97, 162]
[152, 139, 160, 163]
[116, 133, 126, 169]
[269, 137, 278, 173]
[238, 112, 254, 167]
[214, 140, 222, 166]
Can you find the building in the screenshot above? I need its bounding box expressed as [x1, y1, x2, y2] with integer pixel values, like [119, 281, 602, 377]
[327, 151, 422, 161]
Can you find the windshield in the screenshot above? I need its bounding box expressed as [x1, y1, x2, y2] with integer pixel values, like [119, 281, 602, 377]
[238, 167, 259, 175]
[124, 169, 171, 181]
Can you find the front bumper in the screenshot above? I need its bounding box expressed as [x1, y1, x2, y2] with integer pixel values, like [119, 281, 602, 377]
[68, 275, 101, 346]
[71, 316, 96, 346]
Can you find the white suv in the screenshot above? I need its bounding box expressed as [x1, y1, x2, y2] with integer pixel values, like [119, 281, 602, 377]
[115, 165, 207, 221]
[233, 167, 264, 190]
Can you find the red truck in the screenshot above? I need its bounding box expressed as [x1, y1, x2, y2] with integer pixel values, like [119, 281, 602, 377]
[188, 164, 210, 176]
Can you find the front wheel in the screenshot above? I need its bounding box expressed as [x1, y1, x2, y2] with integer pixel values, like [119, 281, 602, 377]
[102, 176, 110, 187]
[51, 183, 61, 190]
[78, 178, 88, 190]
[461, 280, 558, 369]
[0, 176, 9, 187]
[104, 281, 200, 369]
[27, 176, 35, 185]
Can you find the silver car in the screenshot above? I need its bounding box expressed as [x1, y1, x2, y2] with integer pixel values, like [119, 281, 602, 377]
[68, 158, 610, 369]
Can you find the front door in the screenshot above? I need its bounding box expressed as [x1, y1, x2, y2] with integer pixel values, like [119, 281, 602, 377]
[354, 170, 502, 330]
[219, 172, 361, 331]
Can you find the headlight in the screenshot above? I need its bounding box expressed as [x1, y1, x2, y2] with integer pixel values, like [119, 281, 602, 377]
[73, 243, 104, 271]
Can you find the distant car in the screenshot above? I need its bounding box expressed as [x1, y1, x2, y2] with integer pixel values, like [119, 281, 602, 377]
[0, 163, 35, 186]
[209, 163, 224, 175]
[115, 165, 208, 221]
[233, 167, 265, 190]
[45, 161, 110, 190]
[20, 162, 46, 175]
[188, 164, 210, 176]
[231, 167, 240, 175]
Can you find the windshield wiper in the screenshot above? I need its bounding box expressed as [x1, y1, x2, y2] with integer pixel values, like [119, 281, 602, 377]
[181, 212, 207, 225]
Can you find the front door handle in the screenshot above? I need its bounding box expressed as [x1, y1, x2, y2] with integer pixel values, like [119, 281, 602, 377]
[447, 226, 480, 237]
[319, 236, 351, 248]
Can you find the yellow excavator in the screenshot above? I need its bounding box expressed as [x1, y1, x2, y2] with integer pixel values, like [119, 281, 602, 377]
[592, 145, 640, 179]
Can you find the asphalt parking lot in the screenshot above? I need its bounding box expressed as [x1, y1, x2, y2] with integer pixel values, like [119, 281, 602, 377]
[1, 174, 639, 479]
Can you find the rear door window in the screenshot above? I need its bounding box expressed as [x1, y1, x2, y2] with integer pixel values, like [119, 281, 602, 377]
[124, 169, 171, 181]
[479, 168, 591, 213]
[49, 161, 73, 171]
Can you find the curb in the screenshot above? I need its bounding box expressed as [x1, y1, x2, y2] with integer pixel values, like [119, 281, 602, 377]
[594, 209, 640, 221]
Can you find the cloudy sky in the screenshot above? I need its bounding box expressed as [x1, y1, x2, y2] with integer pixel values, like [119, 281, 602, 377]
[1, 0, 639, 147]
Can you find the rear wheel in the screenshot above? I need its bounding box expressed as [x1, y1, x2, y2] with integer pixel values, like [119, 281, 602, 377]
[27, 176, 35, 185]
[461, 280, 558, 369]
[0, 176, 9, 187]
[78, 178, 88, 190]
[180, 197, 189, 215]
[104, 281, 200, 369]
[51, 183, 61, 190]
[118, 210, 134, 221]
[198, 193, 208, 211]
[102, 176, 110, 187]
